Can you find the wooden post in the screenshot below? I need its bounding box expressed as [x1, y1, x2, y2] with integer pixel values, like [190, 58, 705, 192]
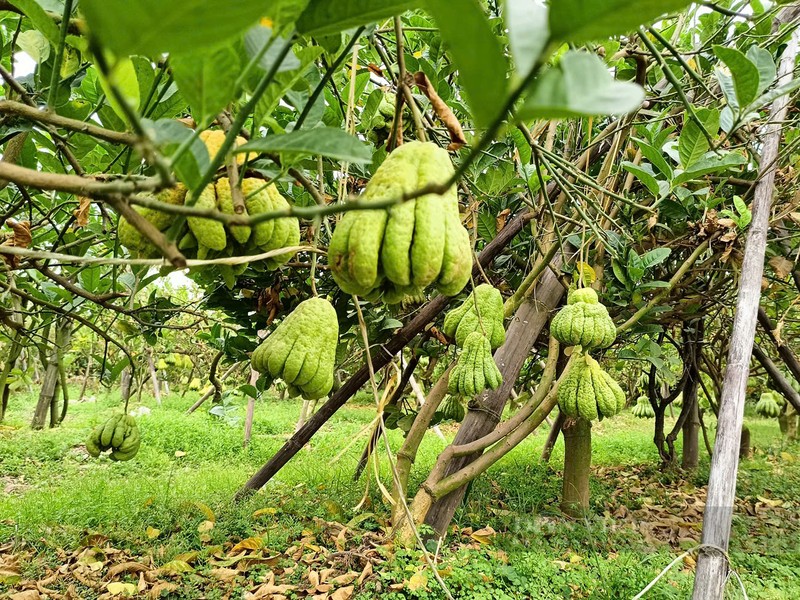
[692, 28, 799, 599]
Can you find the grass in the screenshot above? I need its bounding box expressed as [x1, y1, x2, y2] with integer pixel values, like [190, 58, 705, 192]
[1, 386, 800, 599]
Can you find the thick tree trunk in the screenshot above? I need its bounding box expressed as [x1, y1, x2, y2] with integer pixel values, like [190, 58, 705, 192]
[31, 319, 71, 430]
[423, 261, 566, 537]
[693, 26, 798, 600]
[31, 361, 59, 429]
[739, 426, 750, 460]
[682, 395, 700, 470]
[560, 417, 591, 517]
[785, 406, 798, 441]
[148, 352, 162, 406]
[120, 367, 132, 406]
[0, 336, 23, 422]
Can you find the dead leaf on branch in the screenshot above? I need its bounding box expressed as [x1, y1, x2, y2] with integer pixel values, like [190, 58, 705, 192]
[413, 72, 466, 151]
[73, 196, 92, 228]
[769, 255, 794, 280]
[0, 218, 30, 267]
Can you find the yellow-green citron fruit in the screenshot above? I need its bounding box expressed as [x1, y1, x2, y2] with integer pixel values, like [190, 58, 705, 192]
[199, 130, 254, 166]
[240, 179, 300, 269]
[216, 177, 252, 245]
[550, 287, 616, 350]
[88, 414, 141, 460]
[557, 355, 624, 422]
[251, 297, 339, 400]
[447, 331, 502, 397]
[443, 284, 506, 349]
[632, 396, 655, 419]
[241, 178, 274, 248]
[187, 185, 227, 251]
[329, 141, 472, 302]
[755, 392, 781, 418]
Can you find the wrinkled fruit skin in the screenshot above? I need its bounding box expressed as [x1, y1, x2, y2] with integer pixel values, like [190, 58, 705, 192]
[86, 414, 141, 461]
[443, 284, 506, 349]
[756, 392, 781, 418]
[118, 185, 188, 257]
[251, 298, 339, 400]
[447, 331, 503, 397]
[632, 395, 655, 419]
[440, 396, 466, 422]
[550, 287, 616, 350]
[557, 354, 625, 422]
[328, 141, 472, 303]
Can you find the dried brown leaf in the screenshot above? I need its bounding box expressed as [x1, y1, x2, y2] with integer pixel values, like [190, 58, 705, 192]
[413, 72, 466, 150]
[74, 197, 91, 228]
[769, 256, 794, 280]
[107, 562, 148, 578]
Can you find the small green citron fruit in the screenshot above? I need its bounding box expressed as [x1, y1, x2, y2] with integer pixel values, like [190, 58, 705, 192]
[443, 284, 506, 350]
[550, 287, 616, 350]
[447, 331, 503, 397]
[440, 396, 466, 422]
[755, 392, 781, 418]
[328, 141, 472, 302]
[557, 354, 625, 422]
[86, 414, 141, 461]
[631, 395, 655, 419]
[251, 297, 339, 400]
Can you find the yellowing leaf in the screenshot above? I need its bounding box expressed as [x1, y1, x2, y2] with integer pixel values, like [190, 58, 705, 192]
[146, 526, 161, 539]
[193, 501, 216, 522]
[252, 507, 278, 518]
[407, 572, 428, 591]
[198, 520, 215, 533]
[107, 582, 137, 596]
[575, 262, 596, 285]
[158, 560, 193, 575]
[230, 537, 264, 553]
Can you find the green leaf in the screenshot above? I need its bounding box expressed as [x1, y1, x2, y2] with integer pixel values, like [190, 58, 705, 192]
[477, 211, 496, 241]
[503, 0, 549, 79]
[255, 46, 324, 126]
[239, 384, 259, 399]
[549, 0, 693, 43]
[633, 137, 673, 181]
[678, 107, 719, 169]
[713, 45, 760, 109]
[733, 195, 752, 228]
[746, 45, 776, 96]
[425, 0, 508, 128]
[746, 78, 800, 113]
[672, 152, 747, 186]
[243, 26, 301, 74]
[16, 29, 50, 63]
[621, 161, 662, 197]
[641, 247, 671, 269]
[236, 128, 373, 163]
[296, 0, 421, 35]
[80, 0, 269, 56]
[97, 57, 140, 123]
[142, 119, 210, 192]
[9, 0, 61, 46]
[170, 45, 242, 128]
[519, 51, 643, 120]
